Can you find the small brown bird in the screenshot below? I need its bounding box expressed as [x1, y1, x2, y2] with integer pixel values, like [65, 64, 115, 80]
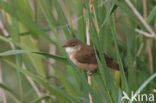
[63, 38, 127, 72]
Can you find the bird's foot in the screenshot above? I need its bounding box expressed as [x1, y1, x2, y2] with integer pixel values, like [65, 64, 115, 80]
[87, 71, 92, 76]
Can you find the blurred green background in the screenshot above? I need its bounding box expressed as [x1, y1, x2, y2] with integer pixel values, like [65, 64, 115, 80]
[0, 0, 156, 103]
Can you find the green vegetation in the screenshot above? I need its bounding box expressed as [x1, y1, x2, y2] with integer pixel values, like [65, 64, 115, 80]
[0, 0, 155, 103]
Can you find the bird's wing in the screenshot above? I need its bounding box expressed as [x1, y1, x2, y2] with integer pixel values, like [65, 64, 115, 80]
[75, 45, 115, 64]
[104, 54, 114, 62]
[75, 45, 127, 71]
[75, 45, 97, 64]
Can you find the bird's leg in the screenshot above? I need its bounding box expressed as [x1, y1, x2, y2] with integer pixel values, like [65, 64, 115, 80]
[87, 71, 92, 76]
[87, 70, 93, 103]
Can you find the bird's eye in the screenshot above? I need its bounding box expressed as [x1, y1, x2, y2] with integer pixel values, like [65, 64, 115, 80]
[72, 43, 75, 46]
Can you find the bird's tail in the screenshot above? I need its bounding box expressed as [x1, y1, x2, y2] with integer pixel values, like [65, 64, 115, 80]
[106, 61, 127, 72]
[104, 54, 127, 72]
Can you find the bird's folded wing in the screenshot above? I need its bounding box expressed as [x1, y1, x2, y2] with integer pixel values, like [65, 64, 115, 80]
[104, 54, 114, 62]
[75, 45, 127, 71]
[75, 46, 97, 64]
[75, 45, 115, 64]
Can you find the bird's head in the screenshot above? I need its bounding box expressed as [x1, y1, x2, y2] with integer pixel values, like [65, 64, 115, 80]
[63, 38, 82, 55]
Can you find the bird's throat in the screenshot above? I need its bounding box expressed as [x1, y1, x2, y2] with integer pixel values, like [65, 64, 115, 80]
[65, 47, 75, 55]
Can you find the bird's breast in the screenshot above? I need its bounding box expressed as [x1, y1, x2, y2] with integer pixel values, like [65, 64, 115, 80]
[69, 54, 98, 71]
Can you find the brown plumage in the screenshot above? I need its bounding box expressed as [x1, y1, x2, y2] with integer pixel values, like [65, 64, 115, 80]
[63, 38, 127, 72]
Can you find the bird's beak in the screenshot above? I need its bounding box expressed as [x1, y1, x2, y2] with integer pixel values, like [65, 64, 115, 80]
[63, 45, 67, 48]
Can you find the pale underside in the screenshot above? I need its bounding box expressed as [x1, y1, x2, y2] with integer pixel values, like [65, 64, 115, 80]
[70, 54, 98, 71]
[66, 47, 98, 71]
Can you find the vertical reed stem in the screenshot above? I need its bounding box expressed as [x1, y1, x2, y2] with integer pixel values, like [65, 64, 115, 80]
[86, 20, 93, 103]
[86, 0, 93, 103]
[0, 62, 7, 103]
[142, 0, 153, 74]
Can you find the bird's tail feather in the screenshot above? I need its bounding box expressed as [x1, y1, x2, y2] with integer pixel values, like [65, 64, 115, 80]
[106, 61, 127, 72]
[104, 54, 127, 72]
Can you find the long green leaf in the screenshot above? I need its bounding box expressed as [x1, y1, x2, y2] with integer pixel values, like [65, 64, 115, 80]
[0, 50, 67, 63]
[147, 6, 156, 24]
[0, 83, 20, 102]
[111, 15, 128, 92]
[0, 1, 56, 45]
[30, 96, 49, 103]
[52, 65, 81, 102]
[129, 73, 156, 103]
[53, 0, 74, 38]
[33, 52, 67, 63]
[4, 60, 78, 103]
[8, 0, 24, 101]
[99, 3, 117, 31]
[0, 50, 34, 56]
